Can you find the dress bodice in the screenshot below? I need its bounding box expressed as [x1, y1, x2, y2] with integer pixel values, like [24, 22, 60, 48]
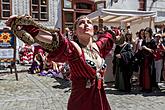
[47, 32, 113, 79]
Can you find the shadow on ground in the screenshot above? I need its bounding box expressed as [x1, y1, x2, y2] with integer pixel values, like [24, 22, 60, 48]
[52, 77, 71, 89]
[104, 82, 165, 97]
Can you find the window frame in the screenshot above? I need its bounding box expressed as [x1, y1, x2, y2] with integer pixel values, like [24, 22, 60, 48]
[61, 0, 96, 33]
[30, 0, 49, 21]
[63, 11, 73, 30]
[63, 0, 73, 9]
[0, 0, 12, 19]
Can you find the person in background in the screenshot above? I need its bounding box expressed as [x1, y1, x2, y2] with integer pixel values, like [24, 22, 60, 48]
[41, 58, 64, 79]
[64, 27, 72, 40]
[18, 43, 34, 65]
[113, 33, 134, 92]
[5, 15, 115, 110]
[153, 33, 165, 89]
[29, 49, 46, 74]
[139, 27, 157, 92]
[93, 25, 99, 35]
[134, 29, 145, 53]
[125, 32, 135, 49]
[161, 33, 165, 82]
[93, 25, 99, 41]
[133, 29, 145, 85]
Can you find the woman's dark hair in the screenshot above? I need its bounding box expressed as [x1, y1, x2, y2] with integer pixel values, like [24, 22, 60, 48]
[138, 29, 145, 39]
[105, 29, 116, 40]
[125, 32, 132, 42]
[145, 27, 153, 38]
[115, 34, 125, 45]
[73, 35, 79, 43]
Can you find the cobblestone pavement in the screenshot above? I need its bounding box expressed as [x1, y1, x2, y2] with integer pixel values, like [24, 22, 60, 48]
[0, 65, 165, 110]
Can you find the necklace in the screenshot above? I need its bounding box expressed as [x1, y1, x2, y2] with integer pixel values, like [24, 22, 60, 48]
[79, 42, 98, 60]
[83, 46, 98, 60]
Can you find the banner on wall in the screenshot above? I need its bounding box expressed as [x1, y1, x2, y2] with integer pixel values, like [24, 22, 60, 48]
[0, 28, 18, 80]
[0, 31, 14, 48]
[0, 29, 15, 61]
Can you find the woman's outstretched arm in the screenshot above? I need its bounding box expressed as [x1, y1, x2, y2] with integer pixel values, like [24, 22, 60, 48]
[5, 15, 61, 52]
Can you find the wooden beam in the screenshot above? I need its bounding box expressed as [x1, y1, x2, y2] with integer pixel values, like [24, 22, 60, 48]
[105, 16, 119, 22]
[123, 16, 141, 23]
[120, 16, 132, 21]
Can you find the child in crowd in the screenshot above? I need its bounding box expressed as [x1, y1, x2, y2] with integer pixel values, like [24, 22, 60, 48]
[29, 49, 45, 74]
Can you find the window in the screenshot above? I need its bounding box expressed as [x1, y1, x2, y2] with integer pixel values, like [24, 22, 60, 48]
[65, 12, 73, 22]
[64, 12, 73, 30]
[76, 3, 92, 10]
[31, 0, 48, 20]
[0, 0, 11, 19]
[64, 0, 72, 8]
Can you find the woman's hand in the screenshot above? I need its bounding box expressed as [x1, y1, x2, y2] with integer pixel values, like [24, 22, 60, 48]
[149, 49, 154, 53]
[142, 46, 154, 53]
[5, 15, 18, 27]
[142, 45, 147, 50]
[116, 54, 121, 58]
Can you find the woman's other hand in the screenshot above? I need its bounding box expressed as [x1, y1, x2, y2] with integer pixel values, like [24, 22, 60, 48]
[5, 14, 32, 27]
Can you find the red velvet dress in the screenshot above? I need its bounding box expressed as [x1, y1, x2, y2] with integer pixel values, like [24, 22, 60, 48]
[47, 32, 113, 110]
[22, 26, 113, 110]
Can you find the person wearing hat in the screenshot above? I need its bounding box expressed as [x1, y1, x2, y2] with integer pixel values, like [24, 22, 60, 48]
[154, 33, 165, 88]
[161, 33, 165, 81]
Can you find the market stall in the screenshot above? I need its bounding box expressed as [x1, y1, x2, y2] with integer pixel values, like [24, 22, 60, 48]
[87, 8, 156, 37]
[87, 8, 156, 82]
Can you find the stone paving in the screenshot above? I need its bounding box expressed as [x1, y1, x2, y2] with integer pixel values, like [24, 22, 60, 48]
[0, 65, 165, 110]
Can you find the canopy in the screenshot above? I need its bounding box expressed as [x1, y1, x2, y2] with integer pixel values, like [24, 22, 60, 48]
[87, 8, 157, 37]
[87, 8, 156, 24]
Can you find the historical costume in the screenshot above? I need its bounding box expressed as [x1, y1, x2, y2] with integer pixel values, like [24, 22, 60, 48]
[48, 32, 113, 110]
[139, 38, 157, 92]
[29, 49, 45, 74]
[19, 44, 34, 64]
[153, 34, 165, 88]
[8, 15, 114, 110]
[113, 41, 134, 92]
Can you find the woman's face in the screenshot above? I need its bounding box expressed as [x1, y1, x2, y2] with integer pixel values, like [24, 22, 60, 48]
[145, 31, 150, 38]
[127, 34, 131, 39]
[75, 17, 94, 40]
[140, 31, 145, 38]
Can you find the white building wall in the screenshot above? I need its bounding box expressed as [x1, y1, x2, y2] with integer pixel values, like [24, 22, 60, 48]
[146, 0, 165, 11]
[0, 0, 58, 29]
[106, 0, 139, 10]
[107, 0, 165, 23]
[146, 0, 165, 23]
[0, 0, 59, 60]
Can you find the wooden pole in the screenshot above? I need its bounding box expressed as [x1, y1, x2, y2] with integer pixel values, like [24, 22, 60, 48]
[149, 16, 152, 28]
[99, 16, 101, 31]
[99, 16, 103, 31]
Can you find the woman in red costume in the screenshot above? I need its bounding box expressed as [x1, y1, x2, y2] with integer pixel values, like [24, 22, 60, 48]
[5, 15, 114, 110]
[139, 27, 157, 92]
